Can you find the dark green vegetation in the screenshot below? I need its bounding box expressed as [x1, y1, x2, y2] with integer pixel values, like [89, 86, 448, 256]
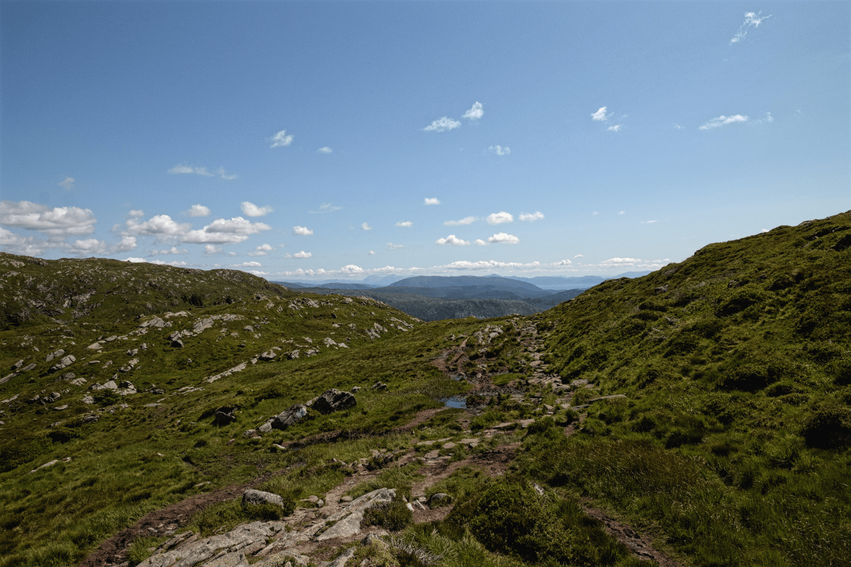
[1, 210, 850, 567]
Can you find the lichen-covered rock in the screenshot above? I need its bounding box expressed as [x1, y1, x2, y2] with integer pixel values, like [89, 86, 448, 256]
[270, 404, 308, 430]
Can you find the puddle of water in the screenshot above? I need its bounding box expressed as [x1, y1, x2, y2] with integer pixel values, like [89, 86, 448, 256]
[442, 396, 467, 409]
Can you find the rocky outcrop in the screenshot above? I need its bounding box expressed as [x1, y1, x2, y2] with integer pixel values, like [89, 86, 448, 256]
[242, 489, 284, 508]
[270, 404, 308, 430]
[312, 389, 356, 415]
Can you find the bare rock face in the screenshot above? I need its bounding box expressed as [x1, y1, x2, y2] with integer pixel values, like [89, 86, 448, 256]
[312, 389, 356, 415]
[270, 404, 308, 430]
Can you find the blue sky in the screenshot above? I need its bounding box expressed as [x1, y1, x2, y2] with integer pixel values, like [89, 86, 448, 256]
[1, 1, 848, 281]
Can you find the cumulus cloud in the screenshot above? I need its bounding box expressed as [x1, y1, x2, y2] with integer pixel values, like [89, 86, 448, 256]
[184, 204, 210, 217]
[62, 238, 107, 256]
[462, 102, 484, 120]
[183, 217, 271, 244]
[436, 234, 470, 246]
[368, 250, 376, 255]
[487, 212, 513, 225]
[731, 11, 771, 44]
[423, 117, 461, 132]
[444, 216, 477, 226]
[425, 198, 440, 206]
[241, 202, 273, 217]
[574, 254, 584, 258]
[361, 222, 372, 231]
[488, 145, 510, 156]
[0, 201, 97, 238]
[124, 214, 191, 240]
[341, 264, 364, 274]
[591, 107, 610, 121]
[204, 245, 222, 256]
[387, 242, 403, 249]
[475, 239, 487, 246]
[129, 210, 144, 218]
[444, 260, 540, 271]
[607, 125, 622, 132]
[151, 246, 188, 256]
[519, 211, 544, 222]
[113, 236, 137, 253]
[396, 221, 412, 227]
[311, 203, 342, 214]
[270, 130, 294, 147]
[0, 228, 47, 256]
[293, 251, 312, 259]
[488, 232, 519, 244]
[317, 147, 333, 154]
[58, 177, 75, 190]
[248, 243, 275, 256]
[125, 257, 147, 263]
[699, 114, 749, 130]
[554, 259, 572, 266]
[293, 225, 314, 235]
[602, 257, 641, 265]
[236, 261, 263, 267]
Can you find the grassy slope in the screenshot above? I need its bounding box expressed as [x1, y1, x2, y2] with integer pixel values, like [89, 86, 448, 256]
[526, 212, 851, 566]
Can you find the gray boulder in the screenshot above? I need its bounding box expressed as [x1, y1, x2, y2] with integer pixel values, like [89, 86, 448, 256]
[242, 489, 284, 508]
[49, 354, 75, 373]
[313, 389, 357, 415]
[270, 404, 308, 430]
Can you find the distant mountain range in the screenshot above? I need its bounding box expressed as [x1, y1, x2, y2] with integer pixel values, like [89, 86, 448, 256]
[270, 273, 648, 321]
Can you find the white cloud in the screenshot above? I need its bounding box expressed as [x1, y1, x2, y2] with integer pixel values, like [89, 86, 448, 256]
[474, 239, 487, 246]
[462, 102, 484, 120]
[487, 212, 513, 225]
[554, 259, 572, 266]
[423, 117, 461, 132]
[0, 227, 47, 256]
[607, 125, 622, 132]
[699, 114, 749, 130]
[368, 250, 376, 255]
[591, 107, 610, 121]
[444, 216, 477, 226]
[129, 209, 144, 218]
[641, 220, 658, 224]
[424, 198, 440, 206]
[204, 244, 222, 256]
[387, 242, 403, 249]
[241, 201, 273, 217]
[270, 130, 294, 148]
[361, 222, 372, 231]
[673, 124, 685, 130]
[444, 260, 540, 271]
[169, 164, 212, 176]
[236, 261, 262, 267]
[575, 254, 584, 258]
[0, 201, 97, 238]
[488, 232, 519, 244]
[602, 257, 641, 265]
[293, 225, 314, 235]
[124, 214, 191, 240]
[619, 211, 626, 215]
[293, 251, 312, 259]
[248, 243, 275, 256]
[216, 167, 237, 180]
[114, 236, 137, 252]
[183, 217, 271, 244]
[311, 203, 342, 214]
[149, 259, 188, 267]
[341, 264, 364, 274]
[185, 204, 211, 217]
[761, 228, 770, 233]
[396, 221, 412, 227]
[436, 234, 470, 246]
[317, 146, 333, 154]
[125, 257, 147, 263]
[58, 177, 75, 190]
[731, 11, 771, 45]
[151, 246, 188, 256]
[488, 145, 511, 156]
[519, 211, 544, 222]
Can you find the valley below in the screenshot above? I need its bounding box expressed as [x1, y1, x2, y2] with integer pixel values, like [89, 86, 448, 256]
[1, 212, 850, 567]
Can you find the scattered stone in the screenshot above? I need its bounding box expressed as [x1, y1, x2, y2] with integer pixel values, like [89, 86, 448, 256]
[313, 389, 357, 415]
[171, 338, 184, 348]
[0, 373, 15, 385]
[82, 395, 94, 404]
[50, 354, 76, 372]
[45, 392, 61, 403]
[45, 349, 65, 362]
[242, 489, 284, 508]
[428, 493, 452, 507]
[70, 377, 87, 386]
[11, 360, 24, 371]
[126, 348, 138, 356]
[214, 407, 237, 426]
[351, 386, 361, 393]
[258, 350, 277, 361]
[286, 350, 300, 360]
[371, 382, 387, 390]
[86, 342, 103, 351]
[270, 404, 309, 430]
[54, 404, 68, 411]
[442, 442, 456, 450]
[243, 429, 259, 438]
[21, 363, 36, 372]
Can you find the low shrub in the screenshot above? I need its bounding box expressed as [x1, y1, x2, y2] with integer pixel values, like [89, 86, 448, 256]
[362, 499, 413, 532]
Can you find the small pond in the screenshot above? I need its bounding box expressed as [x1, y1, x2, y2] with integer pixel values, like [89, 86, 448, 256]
[442, 395, 467, 409]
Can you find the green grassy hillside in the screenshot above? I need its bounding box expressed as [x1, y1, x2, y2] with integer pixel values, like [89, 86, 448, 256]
[0, 212, 849, 567]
